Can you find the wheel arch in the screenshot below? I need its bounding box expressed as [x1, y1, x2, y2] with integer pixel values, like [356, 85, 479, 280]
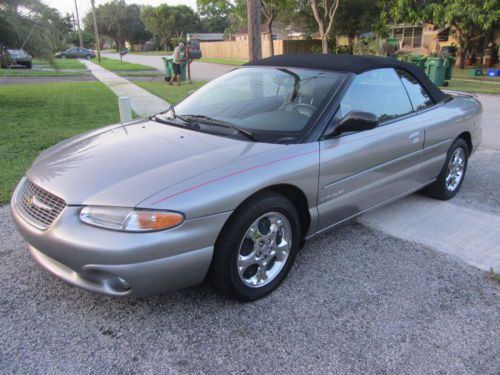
[217, 183, 312, 246]
[457, 131, 472, 154]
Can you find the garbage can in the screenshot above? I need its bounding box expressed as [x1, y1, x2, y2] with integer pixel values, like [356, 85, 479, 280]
[413, 54, 427, 69]
[469, 68, 483, 77]
[425, 57, 445, 86]
[162, 56, 187, 82]
[163, 56, 174, 81]
[443, 56, 455, 80]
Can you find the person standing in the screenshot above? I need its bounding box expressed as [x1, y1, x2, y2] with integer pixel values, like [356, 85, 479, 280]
[169, 42, 185, 86]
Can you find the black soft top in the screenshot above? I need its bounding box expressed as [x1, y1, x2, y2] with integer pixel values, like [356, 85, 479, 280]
[245, 54, 448, 103]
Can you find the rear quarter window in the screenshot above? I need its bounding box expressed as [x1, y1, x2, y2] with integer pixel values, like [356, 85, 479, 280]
[397, 69, 434, 111]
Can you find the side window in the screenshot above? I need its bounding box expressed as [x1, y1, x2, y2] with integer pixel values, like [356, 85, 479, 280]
[340, 68, 413, 123]
[397, 70, 434, 111]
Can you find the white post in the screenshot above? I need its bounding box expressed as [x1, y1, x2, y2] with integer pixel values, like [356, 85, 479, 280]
[118, 96, 132, 123]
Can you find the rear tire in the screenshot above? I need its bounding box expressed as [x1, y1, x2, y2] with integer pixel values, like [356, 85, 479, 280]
[424, 138, 468, 200]
[209, 192, 301, 301]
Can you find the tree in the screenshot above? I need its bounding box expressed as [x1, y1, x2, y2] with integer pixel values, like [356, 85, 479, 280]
[197, 0, 231, 32]
[378, 0, 500, 68]
[332, 0, 378, 48]
[141, 4, 200, 49]
[310, 0, 341, 53]
[1, 0, 71, 59]
[196, 0, 247, 37]
[83, 1, 149, 52]
[261, 0, 293, 56]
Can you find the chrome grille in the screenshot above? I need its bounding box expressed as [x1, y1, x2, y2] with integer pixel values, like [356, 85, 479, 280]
[15, 179, 66, 230]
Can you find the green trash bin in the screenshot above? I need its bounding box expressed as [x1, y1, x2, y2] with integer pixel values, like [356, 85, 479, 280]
[425, 57, 445, 86]
[469, 68, 483, 77]
[443, 56, 455, 80]
[162, 55, 187, 82]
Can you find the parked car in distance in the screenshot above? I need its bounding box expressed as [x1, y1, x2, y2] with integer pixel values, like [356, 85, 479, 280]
[1, 49, 32, 69]
[11, 55, 482, 301]
[55, 47, 96, 59]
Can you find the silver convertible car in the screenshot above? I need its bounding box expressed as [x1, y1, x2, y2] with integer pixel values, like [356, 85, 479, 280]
[11, 55, 482, 301]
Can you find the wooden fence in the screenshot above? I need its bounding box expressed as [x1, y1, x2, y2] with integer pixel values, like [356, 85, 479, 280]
[200, 39, 322, 60]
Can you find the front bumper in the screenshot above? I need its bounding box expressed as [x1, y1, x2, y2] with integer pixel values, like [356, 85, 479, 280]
[11, 183, 232, 296]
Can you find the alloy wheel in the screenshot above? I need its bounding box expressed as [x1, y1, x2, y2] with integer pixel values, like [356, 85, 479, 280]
[446, 148, 465, 192]
[236, 212, 291, 288]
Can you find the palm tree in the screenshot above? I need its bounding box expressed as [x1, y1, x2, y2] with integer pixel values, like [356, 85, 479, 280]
[1, 0, 67, 60]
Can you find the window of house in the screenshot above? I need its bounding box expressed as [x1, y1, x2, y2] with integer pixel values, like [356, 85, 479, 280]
[438, 29, 450, 42]
[392, 27, 423, 48]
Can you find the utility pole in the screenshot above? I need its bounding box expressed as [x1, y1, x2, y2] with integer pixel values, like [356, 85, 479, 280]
[90, 0, 101, 62]
[74, 0, 84, 48]
[247, 0, 262, 62]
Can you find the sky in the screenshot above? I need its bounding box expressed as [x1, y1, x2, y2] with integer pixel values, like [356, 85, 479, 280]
[44, 0, 198, 18]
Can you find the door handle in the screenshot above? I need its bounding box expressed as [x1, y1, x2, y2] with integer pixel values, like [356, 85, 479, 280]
[408, 132, 421, 144]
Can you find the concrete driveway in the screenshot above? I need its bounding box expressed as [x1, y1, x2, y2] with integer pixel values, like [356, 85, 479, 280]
[103, 52, 235, 81]
[1, 68, 499, 373]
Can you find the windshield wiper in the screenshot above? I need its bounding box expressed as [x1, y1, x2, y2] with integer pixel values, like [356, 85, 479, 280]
[150, 105, 192, 127]
[181, 114, 258, 142]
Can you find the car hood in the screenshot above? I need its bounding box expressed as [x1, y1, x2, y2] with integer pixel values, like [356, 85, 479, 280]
[28, 119, 278, 206]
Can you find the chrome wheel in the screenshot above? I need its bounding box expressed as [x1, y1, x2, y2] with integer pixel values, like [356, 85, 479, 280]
[236, 212, 292, 288]
[446, 148, 465, 192]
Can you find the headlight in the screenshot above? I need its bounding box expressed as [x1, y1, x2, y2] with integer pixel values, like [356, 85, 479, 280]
[79, 206, 184, 232]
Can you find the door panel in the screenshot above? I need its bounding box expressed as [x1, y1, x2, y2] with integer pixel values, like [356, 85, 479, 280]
[318, 117, 424, 230]
[416, 105, 458, 184]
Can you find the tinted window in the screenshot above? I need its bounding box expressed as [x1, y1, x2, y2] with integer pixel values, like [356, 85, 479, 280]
[397, 70, 434, 110]
[340, 68, 413, 123]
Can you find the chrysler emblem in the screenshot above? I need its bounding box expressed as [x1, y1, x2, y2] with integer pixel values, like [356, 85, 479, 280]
[27, 195, 52, 211]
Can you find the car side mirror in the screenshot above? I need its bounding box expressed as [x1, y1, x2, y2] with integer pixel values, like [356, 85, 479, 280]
[336, 111, 379, 134]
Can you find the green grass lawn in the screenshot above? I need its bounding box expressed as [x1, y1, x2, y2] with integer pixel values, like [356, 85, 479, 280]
[0, 82, 120, 203]
[0, 69, 88, 77]
[197, 57, 247, 66]
[33, 58, 87, 70]
[95, 57, 155, 71]
[134, 81, 206, 105]
[452, 67, 500, 82]
[1, 58, 89, 77]
[442, 79, 500, 95]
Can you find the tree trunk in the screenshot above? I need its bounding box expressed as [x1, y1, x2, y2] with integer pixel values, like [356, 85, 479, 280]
[322, 35, 329, 54]
[247, 0, 262, 62]
[459, 39, 469, 70]
[267, 21, 274, 57]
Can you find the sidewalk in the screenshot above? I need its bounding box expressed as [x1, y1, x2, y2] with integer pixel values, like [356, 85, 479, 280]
[81, 59, 169, 117]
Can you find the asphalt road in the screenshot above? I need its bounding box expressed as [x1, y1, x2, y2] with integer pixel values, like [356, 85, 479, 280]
[1, 66, 499, 373]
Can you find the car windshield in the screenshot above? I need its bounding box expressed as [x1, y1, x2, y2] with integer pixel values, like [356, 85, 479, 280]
[156, 67, 345, 143]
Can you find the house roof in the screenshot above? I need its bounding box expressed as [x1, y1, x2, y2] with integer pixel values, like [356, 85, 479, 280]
[245, 54, 448, 103]
[188, 33, 225, 41]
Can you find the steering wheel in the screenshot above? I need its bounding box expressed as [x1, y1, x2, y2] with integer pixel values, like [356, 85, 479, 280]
[292, 103, 316, 118]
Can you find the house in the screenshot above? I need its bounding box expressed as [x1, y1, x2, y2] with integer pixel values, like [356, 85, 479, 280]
[389, 23, 500, 64]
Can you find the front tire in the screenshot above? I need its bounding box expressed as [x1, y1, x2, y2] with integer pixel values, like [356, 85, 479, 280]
[424, 138, 468, 200]
[209, 192, 301, 301]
